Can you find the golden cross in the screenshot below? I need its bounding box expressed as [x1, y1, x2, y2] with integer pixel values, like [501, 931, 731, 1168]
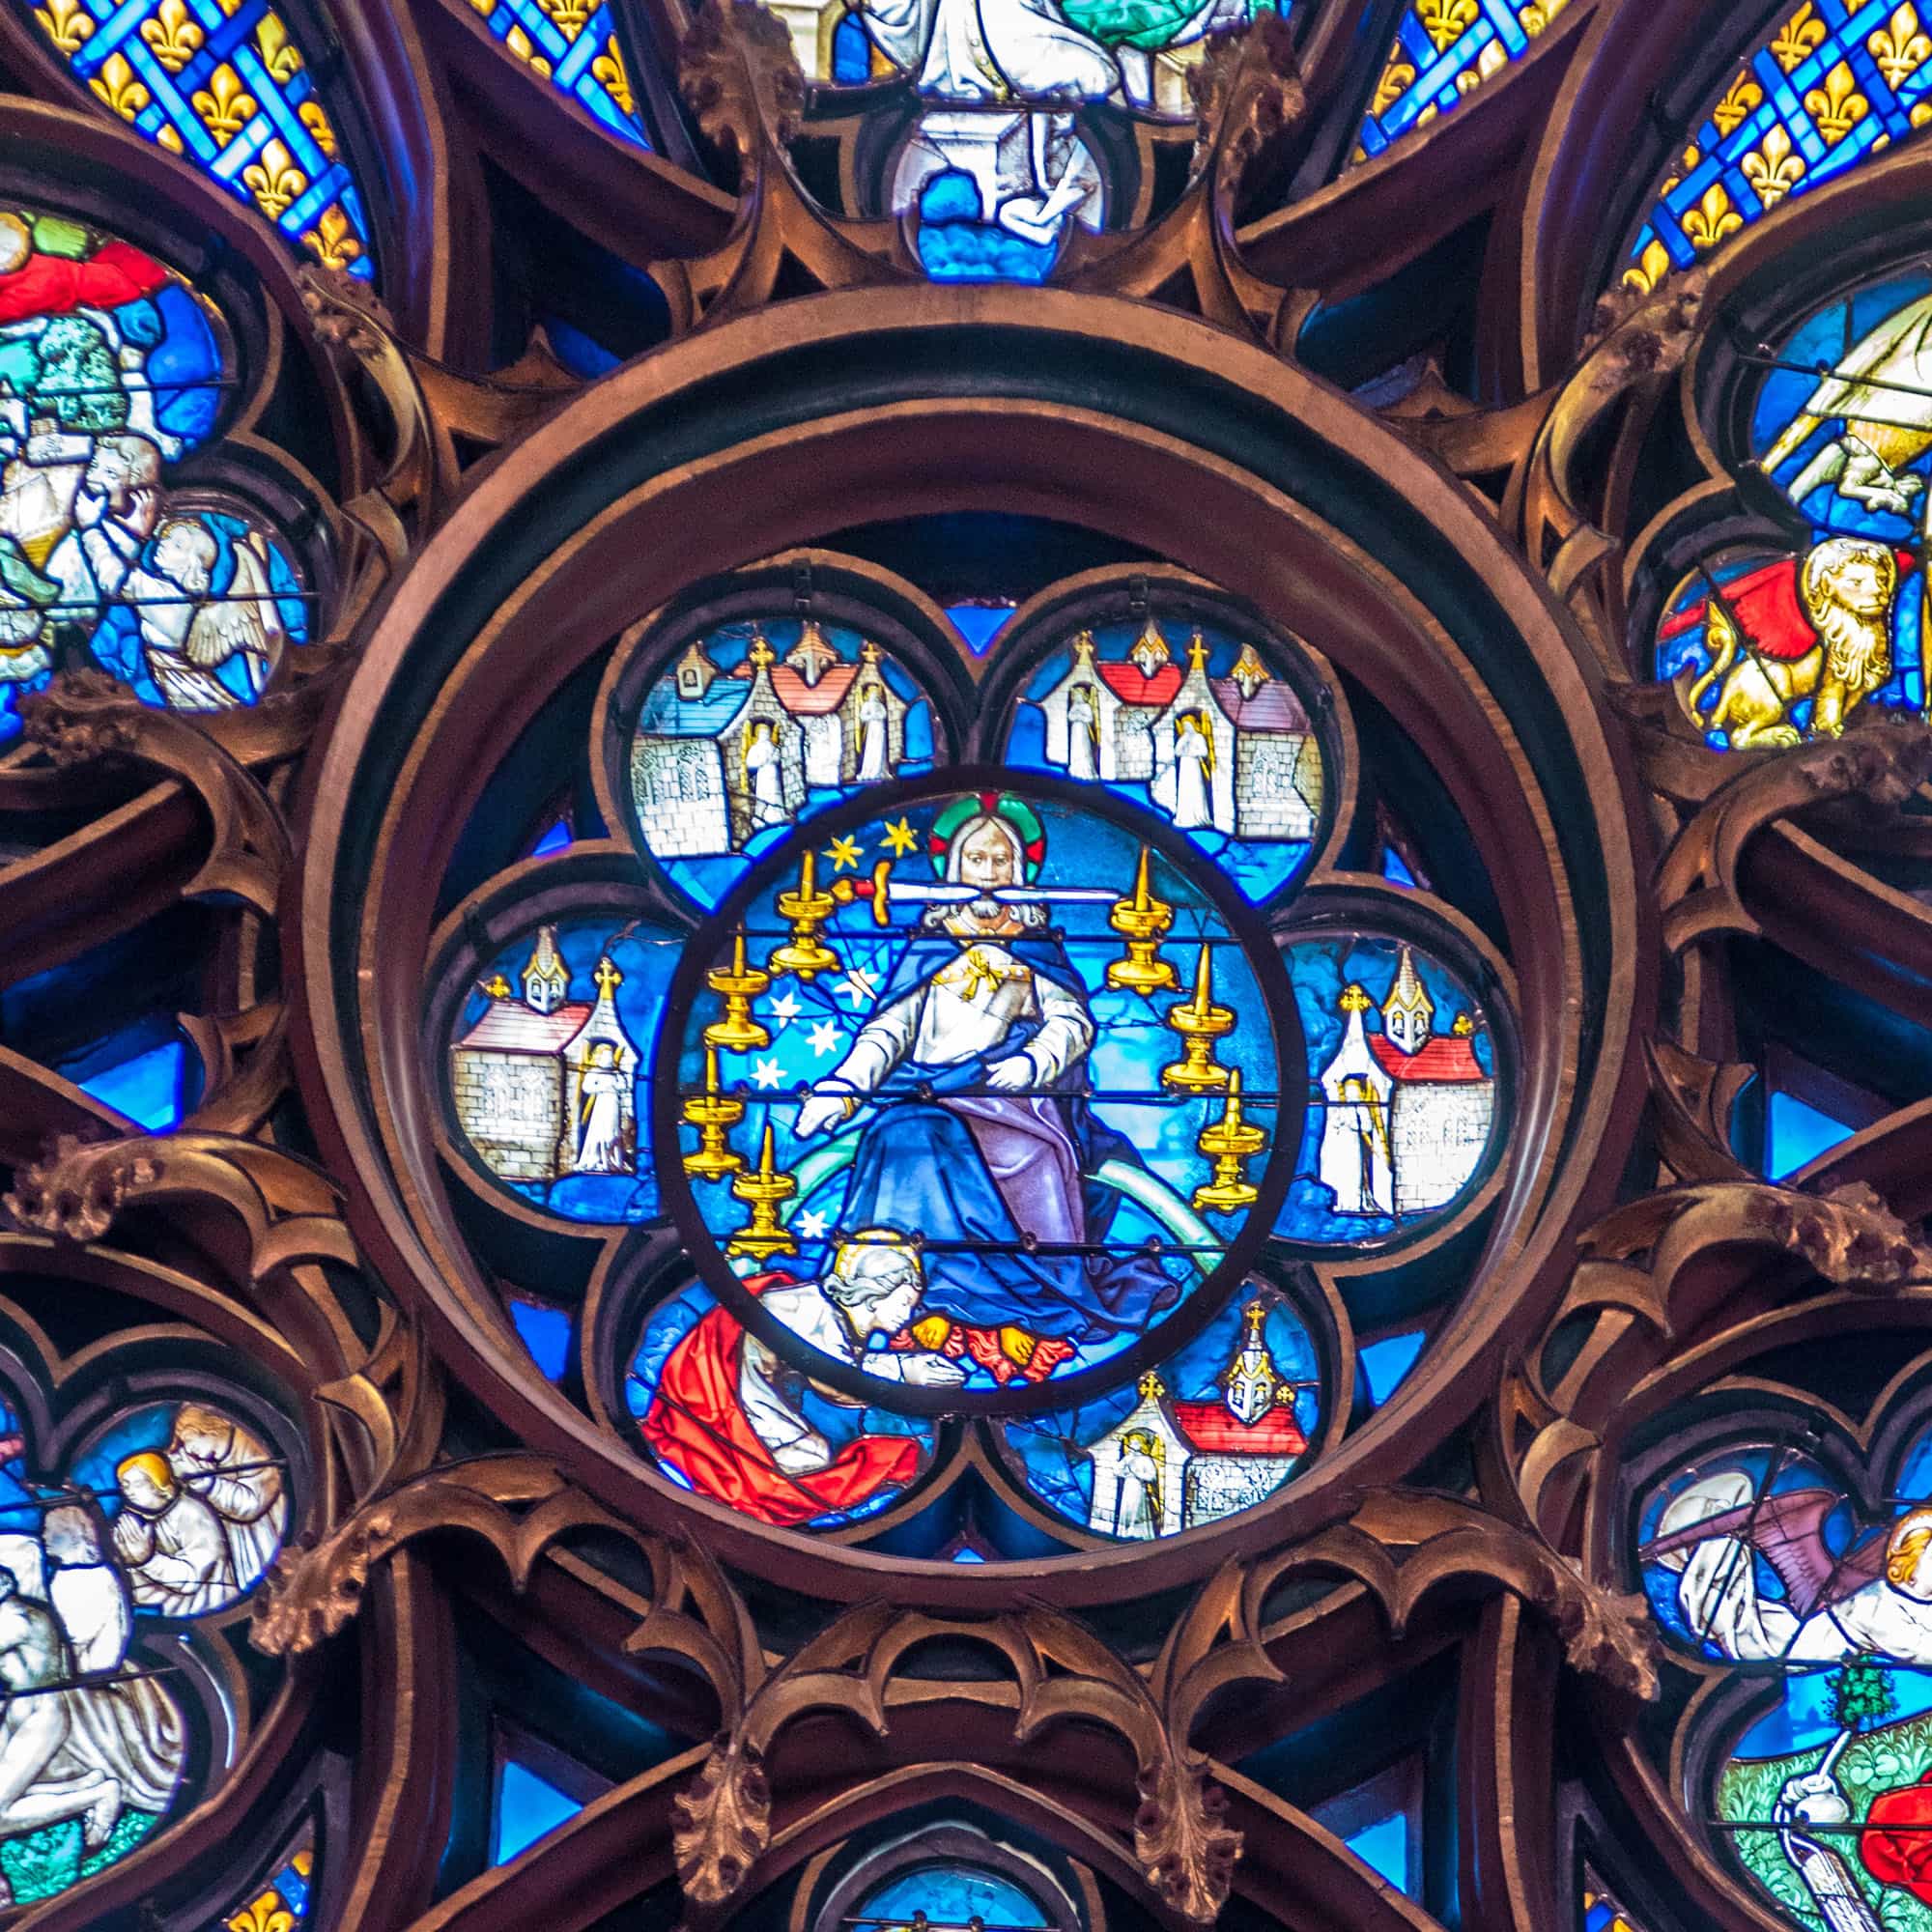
[593, 956, 623, 998]
[748, 633, 775, 668]
[1138, 1370, 1166, 1402]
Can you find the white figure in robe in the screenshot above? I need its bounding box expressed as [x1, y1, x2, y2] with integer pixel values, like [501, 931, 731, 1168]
[1113, 1431, 1163, 1539]
[1760, 290, 1932, 520]
[855, 681, 891, 783]
[1648, 1468, 1932, 1663]
[109, 1452, 238, 1617]
[1066, 684, 1098, 781]
[164, 1405, 287, 1594]
[0, 1515, 183, 1869]
[744, 720, 786, 829]
[125, 519, 284, 711]
[573, 1041, 631, 1175]
[864, 0, 1117, 244]
[1171, 712, 1212, 830]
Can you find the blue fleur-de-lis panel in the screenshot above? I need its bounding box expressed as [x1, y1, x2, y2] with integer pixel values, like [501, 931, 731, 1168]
[1621, 1, 1932, 295]
[447, 919, 679, 1225]
[1352, 0, 1567, 165]
[999, 1283, 1321, 1541]
[466, 0, 652, 146]
[14, 0, 373, 277]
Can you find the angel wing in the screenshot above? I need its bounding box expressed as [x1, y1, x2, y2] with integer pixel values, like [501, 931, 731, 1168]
[184, 528, 286, 693]
[1762, 293, 1932, 470]
[1642, 1487, 1890, 1619]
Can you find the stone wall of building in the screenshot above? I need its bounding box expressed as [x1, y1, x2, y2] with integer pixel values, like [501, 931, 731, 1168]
[633, 738, 732, 857]
[453, 1050, 565, 1182]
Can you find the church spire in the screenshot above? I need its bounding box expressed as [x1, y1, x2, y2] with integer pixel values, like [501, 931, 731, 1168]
[1224, 1300, 1278, 1425]
[1381, 945, 1434, 1054]
[521, 924, 570, 1014]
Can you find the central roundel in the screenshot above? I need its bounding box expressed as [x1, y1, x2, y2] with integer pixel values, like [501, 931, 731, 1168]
[654, 770, 1302, 1419]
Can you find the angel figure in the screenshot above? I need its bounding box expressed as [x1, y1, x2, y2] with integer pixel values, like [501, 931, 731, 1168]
[1760, 289, 1932, 520]
[117, 518, 285, 711]
[1644, 1468, 1932, 1664]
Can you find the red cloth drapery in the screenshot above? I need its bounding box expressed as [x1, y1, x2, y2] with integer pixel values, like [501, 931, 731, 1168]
[0, 241, 171, 327]
[639, 1274, 922, 1527]
[1863, 1772, 1932, 1902]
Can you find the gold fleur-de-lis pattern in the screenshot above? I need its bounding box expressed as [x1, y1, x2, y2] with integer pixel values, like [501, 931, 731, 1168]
[14, 0, 375, 279]
[1620, 0, 1932, 293]
[465, 0, 653, 144]
[222, 1842, 316, 1932]
[1351, 0, 1571, 165]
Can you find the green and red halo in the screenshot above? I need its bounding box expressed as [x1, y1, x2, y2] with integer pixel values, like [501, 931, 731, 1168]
[927, 792, 1047, 880]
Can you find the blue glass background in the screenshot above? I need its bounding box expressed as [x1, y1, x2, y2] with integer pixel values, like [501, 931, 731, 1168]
[675, 794, 1285, 1396]
[857, 1863, 1048, 1929]
[1005, 616, 1325, 905]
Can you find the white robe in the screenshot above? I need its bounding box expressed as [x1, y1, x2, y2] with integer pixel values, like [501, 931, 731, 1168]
[1066, 694, 1097, 781]
[112, 1492, 237, 1616]
[746, 735, 785, 824]
[574, 1065, 629, 1174]
[1172, 724, 1211, 829]
[864, 0, 1118, 99]
[175, 1434, 286, 1594]
[856, 694, 890, 782]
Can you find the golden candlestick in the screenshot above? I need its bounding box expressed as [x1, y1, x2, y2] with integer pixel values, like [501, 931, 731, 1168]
[726, 1122, 798, 1261]
[703, 927, 771, 1052]
[767, 845, 840, 981]
[1192, 1068, 1267, 1213]
[1161, 943, 1234, 1092]
[681, 1047, 746, 1182]
[1106, 844, 1178, 995]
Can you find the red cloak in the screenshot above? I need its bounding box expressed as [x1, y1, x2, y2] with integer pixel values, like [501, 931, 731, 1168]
[1659, 553, 1918, 663]
[0, 241, 171, 327]
[1864, 1773, 1932, 1903]
[639, 1275, 922, 1527]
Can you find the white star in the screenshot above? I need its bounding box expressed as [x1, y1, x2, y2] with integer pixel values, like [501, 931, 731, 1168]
[768, 989, 802, 1029]
[797, 1208, 829, 1239]
[809, 1020, 844, 1057]
[752, 1057, 783, 1090]
[837, 968, 878, 1009]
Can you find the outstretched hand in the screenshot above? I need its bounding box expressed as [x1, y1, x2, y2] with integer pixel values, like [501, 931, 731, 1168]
[984, 1056, 1034, 1093]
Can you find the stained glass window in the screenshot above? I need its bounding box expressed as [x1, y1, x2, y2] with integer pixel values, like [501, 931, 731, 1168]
[1656, 270, 1932, 748]
[1351, 0, 1572, 166]
[852, 1863, 1052, 1931]
[0, 1388, 287, 1899]
[439, 570, 1512, 1548]
[774, 0, 1277, 276]
[668, 783, 1290, 1406]
[1636, 1427, 1932, 1931]
[628, 1280, 938, 1527]
[1278, 931, 1502, 1247]
[1002, 611, 1327, 904]
[213, 1839, 314, 1931]
[1621, 1, 1932, 297]
[465, 0, 651, 145]
[14, 0, 372, 275]
[446, 917, 677, 1222]
[998, 1281, 1319, 1539]
[0, 206, 313, 742]
[622, 615, 940, 910]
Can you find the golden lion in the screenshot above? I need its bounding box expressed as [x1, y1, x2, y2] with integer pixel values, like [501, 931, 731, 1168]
[1678, 537, 1899, 749]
